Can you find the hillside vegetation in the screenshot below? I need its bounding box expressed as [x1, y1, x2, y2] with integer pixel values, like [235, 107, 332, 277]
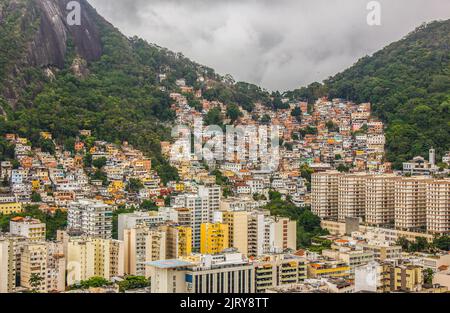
[287, 20, 450, 168]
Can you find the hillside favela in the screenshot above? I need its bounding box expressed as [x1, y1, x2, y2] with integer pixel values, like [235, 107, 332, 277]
[0, 0, 449, 296]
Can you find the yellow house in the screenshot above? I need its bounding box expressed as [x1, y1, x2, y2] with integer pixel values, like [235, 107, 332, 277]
[108, 180, 124, 193]
[174, 183, 185, 192]
[17, 137, 28, 145]
[392, 265, 423, 292]
[200, 223, 229, 255]
[307, 261, 350, 279]
[31, 180, 41, 190]
[0, 202, 23, 215]
[40, 132, 52, 140]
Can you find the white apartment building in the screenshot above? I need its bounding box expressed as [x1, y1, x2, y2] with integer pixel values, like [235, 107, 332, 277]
[66, 237, 124, 285]
[394, 177, 430, 231]
[338, 173, 368, 221]
[172, 194, 209, 252]
[117, 211, 164, 240]
[123, 224, 167, 276]
[365, 175, 400, 226]
[354, 261, 383, 292]
[146, 252, 255, 293]
[68, 199, 113, 239]
[311, 171, 340, 220]
[9, 217, 46, 242]
[247, 212, 266, 257]
[198, 185, 221, 221]
[426, 179, 450, 234]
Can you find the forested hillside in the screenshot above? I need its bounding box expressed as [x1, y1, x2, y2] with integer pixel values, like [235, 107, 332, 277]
[1, 1, 449, 169]
[0, 0, 268, 169]
[287, 20, 450, 168]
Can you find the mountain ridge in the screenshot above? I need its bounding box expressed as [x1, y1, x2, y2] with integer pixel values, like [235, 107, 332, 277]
[0, 0, 449, 168]
[286, 19, 450, 167]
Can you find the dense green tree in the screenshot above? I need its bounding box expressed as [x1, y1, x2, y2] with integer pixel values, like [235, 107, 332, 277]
[291, 107, 302, 122]
[423, 268, 434, 285]
[300, 163, 314, 182]
[118, 276, 150, 292]
[337, 164, 350, 173]
[92, 157, 107, 169]
[260, 114, 271, 125]
[156, 162, 179, 185]
[264, 198, 328, 248]
[204, 107, 223, 126]
[39, 138, 55, 155]
[70, 277, 112, 290]
[140, 199, 158, 211]
[83, 153, 93, 167]
[433, 235, 450, 251]
[126, 178, 144, 193]
[226, 103, 243, 122]
[29, 273, 43, 292]
[31, 191, 42, 202]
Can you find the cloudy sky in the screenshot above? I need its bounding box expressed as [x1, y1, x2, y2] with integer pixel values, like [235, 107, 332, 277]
[89, 0, 450, 91]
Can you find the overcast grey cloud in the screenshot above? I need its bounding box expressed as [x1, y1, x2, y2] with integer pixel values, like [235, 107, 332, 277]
[89, 0, 450, 91]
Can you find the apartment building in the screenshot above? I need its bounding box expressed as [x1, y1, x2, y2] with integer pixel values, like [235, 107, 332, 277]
[426, 179, 450, 234]
[365, 175, 399, 226]
[146, 252, 255, 293]
[66, 237, 124, 285]
[311, 171, 339, 220]
[253, 254, 307, 293]
[20, 242, 65, 293]
[322, 248, 374, 275]
[10, 217, 46, 242]
[68, 199, 113, 239]
[198, 185, 221, 221]
[172, 207, 192, 227]
[146, 229, 167, 263]
[0, 236, 26, 293]
[355, 261, 386, 292]
[172, 194, 209, 252]
[247, 212, 266, 257]
[164, 225, 192, 259]
[223, 211, 249, 255]
[390, 263, 424, 292]
[338, 173, 368, 221]
[123, 224, 154, 276]
[200, 223, 229, 255]
[307, 259, 351, 279]
[0, 202, 23, 215]
[317, 175, 450, 234]
[117, 211, 164, 240]
[394, 177, 430, 231]
[265, 216, 297, 254]
[357, 242, 402, 262]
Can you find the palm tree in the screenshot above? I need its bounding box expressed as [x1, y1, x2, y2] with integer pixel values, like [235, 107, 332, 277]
[29, 273, 44, 292]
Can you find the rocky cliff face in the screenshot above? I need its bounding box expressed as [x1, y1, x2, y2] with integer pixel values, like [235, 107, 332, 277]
[27, 0, 103, 68]
[0, 0, 104, 106]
